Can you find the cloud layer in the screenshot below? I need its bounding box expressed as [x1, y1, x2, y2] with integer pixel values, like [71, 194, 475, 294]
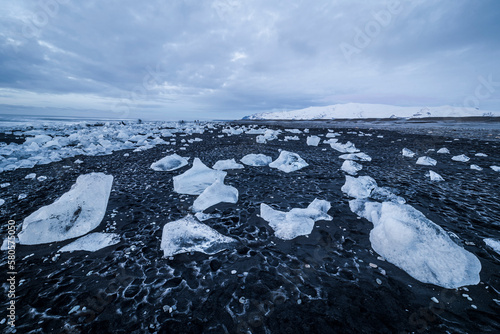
[1, 0, 499, 120]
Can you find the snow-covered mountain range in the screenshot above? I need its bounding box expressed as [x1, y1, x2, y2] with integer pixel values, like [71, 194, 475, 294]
[244, 103, 498, 120]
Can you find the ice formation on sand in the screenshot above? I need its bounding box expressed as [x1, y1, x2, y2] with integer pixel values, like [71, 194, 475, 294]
[427, 170, 444, 182]
[484, 238, 500, 255]
[240, 154, 272, 166]
[160, 215, 236, 257]
[58, 233, 120, 253]
[330, 141, 359, 153]
[416, 156, 437, 166]
[341, 160, 363, 175]
[269, 151, 309, 173]
[490, 166, 500, 172]
[212, 159, 244, 170]
[173, 158, 226, 195]
[452, 154, 470, 162]
[470, 165, 483, 171]
[18, 173, 113, 245]
[192, 179, 238, 212]
[260, 199, 332, 240]
[343, 175, 481, 288]
[338, 152, 372, 162]
[402, 148, 416, 158]
[306, 136, 321, 146]
[475, 153, 487, 157]
[341, 175, 378, 199]
[437, 148, 450, 154]
[348, 200, 481, 288]
[150, 154, 189, 171]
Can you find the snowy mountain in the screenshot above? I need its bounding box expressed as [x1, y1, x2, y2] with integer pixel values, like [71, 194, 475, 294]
[244, 103, 498, 120]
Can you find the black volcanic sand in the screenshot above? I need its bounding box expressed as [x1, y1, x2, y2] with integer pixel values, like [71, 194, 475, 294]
[1, 122, 500, 334]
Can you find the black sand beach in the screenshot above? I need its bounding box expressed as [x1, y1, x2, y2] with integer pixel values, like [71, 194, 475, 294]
[1, 120, 500, 333]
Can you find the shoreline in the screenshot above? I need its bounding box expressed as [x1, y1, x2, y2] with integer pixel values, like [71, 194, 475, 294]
[231, 118, 500, 142]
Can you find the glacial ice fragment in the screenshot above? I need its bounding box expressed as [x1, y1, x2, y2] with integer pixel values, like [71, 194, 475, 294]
[173, 158, 226, 195]
[402, 148, 416, 157]
[192, 178, 238, 212]
[58, 233, 120, 253]
[484, 238, 500, 255]
[18, 173, 113, 245]
[240, 154, 272, 166]
[306, 136, 321, 146]
[341, 175, 378, 199]
[349, 200, 481, 288]
[269, 151, 308, 173]
[330, 141, 359, 153]
[416, 156, 437, 166]
[260, 199, 332, 240]
[452, 154, 470, 162]
[150, 154, 189, 171]
[160, 215, 236, 257]
[427, 170, 444, 181]
[437, 148, 450, 154]
[338, 152, 372, 162]
[341, 160, 363, 176]
[212, 159, 244, 170]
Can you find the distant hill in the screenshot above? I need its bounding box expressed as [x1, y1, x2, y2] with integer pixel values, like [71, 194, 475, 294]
[244, 103, 498, 120]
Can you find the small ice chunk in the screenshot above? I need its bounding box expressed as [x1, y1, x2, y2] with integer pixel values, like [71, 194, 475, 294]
[18, 173, 113, 245]
[431, 297, 439, 303]
[484, 238, 500, 255]
[37, 176, 47, 182]
[402, 148, 416, 158]
[306, 136, 321, 146]
[475, 153, 487, 157]
[416, 156, 437, 166]
[351, 201, 481, 289]
[452, 154, 470, 162]
[269, 151, 308, 173]
[341, 175, 378, 199]
[212, 159, 244, 170]
[341, 160, 363, 176]
[58, 233, 120, 253]
[160, 215, 236, 257]
[240, 154, 272, 166]
[437, 148, 450, 154]
[284, 136, 299, 141]
[150, 154, 189, 171]
[330, 141, 359, 153]
[18, 194, 27, 200]
[173, 158, 226, 195]
[25, 173, 37, 180]
[260, 199, 332, 240]
[192, 178, 238, 212]
[1, 183, 10, 188]
[427, 170, 444, 182]
[74, 159, 83, 164]
[0, 199, 4, 206]
[194, 212, 222, 221]
[490, 166, 500, 172]
[470, 165, 483, 171]
[338, 152, 372, 162]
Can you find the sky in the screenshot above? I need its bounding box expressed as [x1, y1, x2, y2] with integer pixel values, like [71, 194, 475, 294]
[1, 0, 500, 121]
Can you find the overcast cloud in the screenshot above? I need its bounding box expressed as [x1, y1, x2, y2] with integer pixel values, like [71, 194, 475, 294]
[1, 0, 499, 120]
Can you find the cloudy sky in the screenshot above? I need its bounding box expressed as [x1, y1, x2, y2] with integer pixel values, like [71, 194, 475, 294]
[1, 0, 499, 120]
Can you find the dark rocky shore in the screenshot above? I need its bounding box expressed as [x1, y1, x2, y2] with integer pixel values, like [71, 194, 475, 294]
[1, 121, 500, 334]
